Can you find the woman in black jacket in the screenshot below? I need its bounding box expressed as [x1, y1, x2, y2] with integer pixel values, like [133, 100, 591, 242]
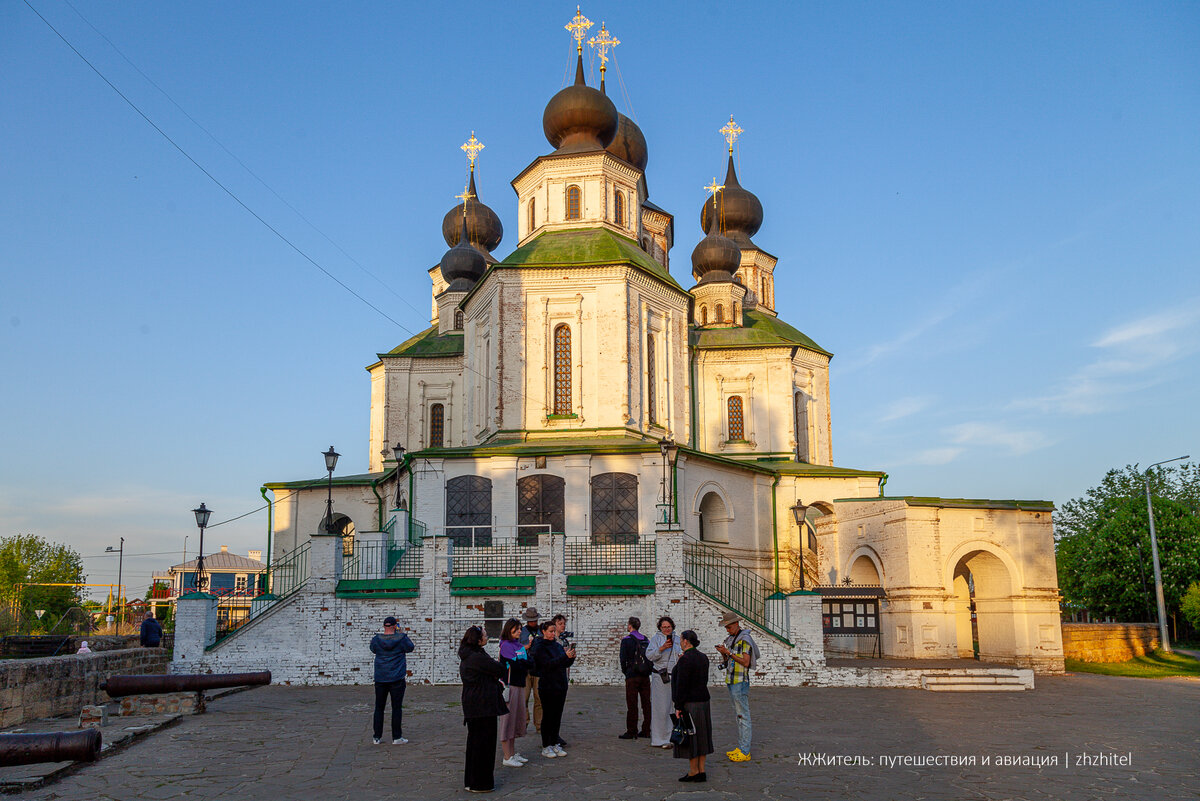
[459, 626, 508, 793]
[671, 629, 714, 782]
[530, 619, 576, 758]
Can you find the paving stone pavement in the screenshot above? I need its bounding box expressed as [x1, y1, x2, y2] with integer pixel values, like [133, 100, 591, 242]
[20, 674, 1199, 800]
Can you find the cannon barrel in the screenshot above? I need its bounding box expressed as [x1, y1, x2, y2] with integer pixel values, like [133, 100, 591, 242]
[0, 730, 101, 767]
[100, 671, 271, 698]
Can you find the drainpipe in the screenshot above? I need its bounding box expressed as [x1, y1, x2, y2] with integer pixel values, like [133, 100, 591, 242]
[259, 486, 273, 572]
[878, 473, 889, 498]
[370, 474, 386, 531]
[770, 473, 781, 590]
[407, 457, 416, 541]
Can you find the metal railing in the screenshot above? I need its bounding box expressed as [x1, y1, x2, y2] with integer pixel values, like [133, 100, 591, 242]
[341, 540, 423, 580]
[448, 539, 538, 577]
[210, 541, 310, 648]
[563, 535, 656, 575]
[682, 538, 790, 644]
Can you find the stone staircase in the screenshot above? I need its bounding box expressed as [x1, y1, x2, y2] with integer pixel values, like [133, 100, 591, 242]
[921, 669, 1033, 692]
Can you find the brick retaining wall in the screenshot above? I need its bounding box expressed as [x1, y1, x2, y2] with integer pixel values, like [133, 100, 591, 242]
[1061, 623, 1159, 663]
[0, 648, 169, 727]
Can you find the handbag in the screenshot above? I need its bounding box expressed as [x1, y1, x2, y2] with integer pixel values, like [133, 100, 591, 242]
[669, 711, 694, 746]
[502, 667, 511, 704]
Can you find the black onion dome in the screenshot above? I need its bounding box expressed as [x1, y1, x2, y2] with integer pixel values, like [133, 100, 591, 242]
[605, 113, 648, 171]
[700, 155, 764, 249]
[440, 217, 487, 292]
[691, 209, 740, 284]
[543, 55, 619, 153]
[441, 171, 503, 262]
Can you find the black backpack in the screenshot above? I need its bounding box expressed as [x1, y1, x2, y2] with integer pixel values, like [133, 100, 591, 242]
[630, 638, 653, 677]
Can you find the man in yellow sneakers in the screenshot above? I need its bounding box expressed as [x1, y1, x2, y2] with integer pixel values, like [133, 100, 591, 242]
[715, 611, 758, 762]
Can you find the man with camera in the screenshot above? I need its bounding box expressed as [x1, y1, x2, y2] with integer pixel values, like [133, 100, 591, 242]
[715, 611, 759, 762]
[618, 616, 653, 740]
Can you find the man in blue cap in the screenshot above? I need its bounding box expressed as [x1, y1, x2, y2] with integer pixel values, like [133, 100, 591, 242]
[370, 615, 414, 744]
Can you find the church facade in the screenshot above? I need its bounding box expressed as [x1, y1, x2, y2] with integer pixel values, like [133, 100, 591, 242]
[174, 16, 1064, 683]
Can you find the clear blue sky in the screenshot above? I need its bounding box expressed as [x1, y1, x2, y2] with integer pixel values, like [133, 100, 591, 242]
[3, 2, 1198, 599]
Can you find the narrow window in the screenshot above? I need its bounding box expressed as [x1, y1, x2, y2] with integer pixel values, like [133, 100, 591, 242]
[646, 333, 656, 425]
[566, 185, 581, 220]
[429, 403, 444, 448]
[794, 391, 810, 462]
[700, 306, 708, 326]
[528, 198, 536, 232]
[727, 395, 744, 441]
[454, 310, 464, 330]
[761, 277, 768, 304]
[716, 304, 725, 323]
[733, 302, 739, 322]
[553, 324, 572, 415]
[614, 190, 625, 227]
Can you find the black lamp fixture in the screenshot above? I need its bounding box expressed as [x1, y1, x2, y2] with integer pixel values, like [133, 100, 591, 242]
[392, 442, 408, 511]
[658, 437, 680, 524]
[192, 502, 211, 591]
[321, 446, 339, 535]
[790, 501, 809, 589]
[790, 501, 807, 528]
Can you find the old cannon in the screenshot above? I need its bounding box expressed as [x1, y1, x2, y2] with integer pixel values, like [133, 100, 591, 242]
[100, 671, 271, 698]
[0, 729, 101, 767]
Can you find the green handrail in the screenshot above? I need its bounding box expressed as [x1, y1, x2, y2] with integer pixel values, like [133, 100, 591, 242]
[682, 538, 791, 644]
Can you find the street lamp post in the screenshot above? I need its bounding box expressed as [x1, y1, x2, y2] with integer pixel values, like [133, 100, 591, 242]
[392, 443, 408, 511]
[1144, 455, 1189, 654]
[321, 446, 340, 534]
[658, 437, 679, 525]
[790, 502, 808, 590]
[105, 537, 124, 628]
[192, 503, 212, 592]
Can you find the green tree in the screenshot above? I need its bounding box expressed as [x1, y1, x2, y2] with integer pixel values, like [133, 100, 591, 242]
[1056, 463, 1200, 622]
[1182, 583, 1200, 632]
[0, 534, 86, 633]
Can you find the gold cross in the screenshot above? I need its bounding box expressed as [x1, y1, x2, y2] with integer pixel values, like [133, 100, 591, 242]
[719, 115, 744, 153]
[460, 131, 484, 171]
[704, 177, 724, 211]
[588, 22, 619, 71]
[455, 183, 475, 205]
[565, 6, 593, 54]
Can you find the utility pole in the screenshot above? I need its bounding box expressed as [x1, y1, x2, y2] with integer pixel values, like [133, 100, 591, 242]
[1144, 455, 1189, 654]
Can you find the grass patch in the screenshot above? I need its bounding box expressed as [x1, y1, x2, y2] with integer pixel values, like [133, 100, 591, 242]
[1066, 649, 1200, 678]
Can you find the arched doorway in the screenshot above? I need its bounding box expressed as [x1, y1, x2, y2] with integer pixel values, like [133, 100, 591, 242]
[324, 513, 355, 556]
[849, 554, 881, 585]
[697, 491, 730, 543]
[951, 549, 1015, 663]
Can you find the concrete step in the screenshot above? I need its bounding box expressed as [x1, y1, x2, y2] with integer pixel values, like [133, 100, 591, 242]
[921, 673, 1032, 691]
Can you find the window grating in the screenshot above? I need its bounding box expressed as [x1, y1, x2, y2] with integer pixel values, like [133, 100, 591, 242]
[553, 324, 571, 415]
[727, 395, 744, 441]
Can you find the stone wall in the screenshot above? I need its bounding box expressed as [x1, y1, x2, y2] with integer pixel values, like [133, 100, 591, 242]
[0, 647, 169, 727]
[176, 531, 827, 687]
[1061, 623, 1159, 663]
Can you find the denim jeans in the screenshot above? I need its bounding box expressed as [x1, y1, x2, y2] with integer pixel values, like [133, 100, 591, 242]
[727, 681, 751, 753]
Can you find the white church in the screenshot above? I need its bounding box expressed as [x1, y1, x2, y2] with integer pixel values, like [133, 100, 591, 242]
[174, 13, 1065, 685]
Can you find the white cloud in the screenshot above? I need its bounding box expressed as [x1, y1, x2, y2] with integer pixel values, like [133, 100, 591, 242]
[904, 447, 965, 466]
[1017, 300, 1200, 415]
[947, 422, 1046, 456]
[879, 395, 934, 423]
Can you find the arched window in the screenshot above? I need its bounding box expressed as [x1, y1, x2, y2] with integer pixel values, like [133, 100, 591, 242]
[614, 190, 625, 227]
[591, 472, 638, 544]
[553, 324, 572, 415]
[429, 403, 444, 448]
[727, 395, 745, 441]
[566, 185, 581, 220]
[794, 391, 810, 462]
[700, 306, 708, 326]
[445, 475, 492, 547]
[646, 333, 656, 425]
[716, 304, 725, 323]
[454, 310, 464, 330]
[528, 198, 536, 232]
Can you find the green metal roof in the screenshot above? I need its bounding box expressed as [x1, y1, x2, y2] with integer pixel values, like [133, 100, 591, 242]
[833, 496, 1055, 511]
[264, 471, 387, 491]
[380, 327, 464, 360]
[691, 309, 831, 357]
[490, 228, 683, 291]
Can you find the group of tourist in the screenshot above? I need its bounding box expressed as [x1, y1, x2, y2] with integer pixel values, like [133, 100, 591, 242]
[367, 607, 759, 793]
